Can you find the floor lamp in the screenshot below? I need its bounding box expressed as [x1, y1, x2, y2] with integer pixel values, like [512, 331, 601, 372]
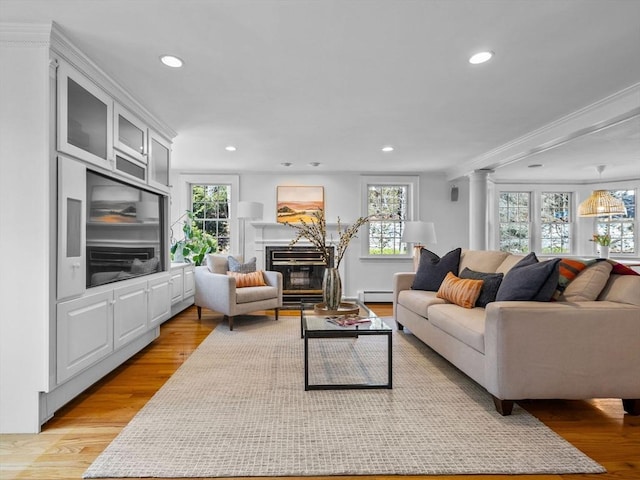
[237, 201, 263, 261]
[401, 221, 437, 271]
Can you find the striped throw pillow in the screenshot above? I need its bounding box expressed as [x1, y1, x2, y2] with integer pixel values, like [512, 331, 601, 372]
[227, 270, 267, 288]
[436, 272, 484, 309]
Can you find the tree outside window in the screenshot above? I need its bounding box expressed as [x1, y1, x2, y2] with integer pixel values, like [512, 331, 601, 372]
[596, 189, 636, 254]
[499, 192, 530, 253]
[367, 185, 408, 255]
[191, 184, 230, 252]
[541, 192, 572, 254]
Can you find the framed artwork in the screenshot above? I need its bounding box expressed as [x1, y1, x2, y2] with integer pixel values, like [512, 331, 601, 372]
[276, 186, 324, 223]
[89, 184, 140, 223]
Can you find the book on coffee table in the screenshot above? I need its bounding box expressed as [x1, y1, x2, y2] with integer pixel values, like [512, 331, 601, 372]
[326, 315, 373, 327]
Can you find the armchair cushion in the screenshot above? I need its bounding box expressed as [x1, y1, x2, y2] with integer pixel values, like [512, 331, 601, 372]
[227, 270, 267, 288]
[236, 285, 279, 304]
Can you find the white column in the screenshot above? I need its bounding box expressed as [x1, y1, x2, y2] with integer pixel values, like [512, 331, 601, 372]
[469, 169, 493, 250]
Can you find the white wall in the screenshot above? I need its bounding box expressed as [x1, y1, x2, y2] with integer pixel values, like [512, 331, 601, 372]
[0, 38, 51, 433]
[172, 170, 469, 298]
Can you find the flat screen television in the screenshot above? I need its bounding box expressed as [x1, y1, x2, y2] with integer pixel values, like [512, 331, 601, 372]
[86, 171, 166, 287]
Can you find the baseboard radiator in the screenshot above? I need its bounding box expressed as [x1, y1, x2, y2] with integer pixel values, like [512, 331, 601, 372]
[358, 290, 393, 303]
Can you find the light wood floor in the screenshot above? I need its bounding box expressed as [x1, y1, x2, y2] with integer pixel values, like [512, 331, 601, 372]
[1, 304, 638, 480]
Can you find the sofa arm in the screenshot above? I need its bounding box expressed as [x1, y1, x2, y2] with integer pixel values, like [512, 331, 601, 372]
[194, 266, 236, 312]
[484, 300, 640, 401]
[392, 272, 416, 317]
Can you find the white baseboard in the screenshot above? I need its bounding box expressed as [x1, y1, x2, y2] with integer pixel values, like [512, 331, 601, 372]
[357, 290, 393, 303]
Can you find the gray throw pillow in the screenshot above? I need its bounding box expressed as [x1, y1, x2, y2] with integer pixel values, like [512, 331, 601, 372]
[411, 248, 461, 291]
[495, 253, 560, 302]
[228, 256, 257, 273]
[459, 268, 504, 307]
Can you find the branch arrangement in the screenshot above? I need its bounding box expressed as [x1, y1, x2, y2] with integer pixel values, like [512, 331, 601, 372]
[286, 210, 370, 268]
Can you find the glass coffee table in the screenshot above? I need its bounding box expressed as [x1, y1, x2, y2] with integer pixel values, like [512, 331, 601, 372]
[300, 300, 393, 390]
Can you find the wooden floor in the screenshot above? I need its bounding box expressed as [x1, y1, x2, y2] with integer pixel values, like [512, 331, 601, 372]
[1, 304, 638, 480]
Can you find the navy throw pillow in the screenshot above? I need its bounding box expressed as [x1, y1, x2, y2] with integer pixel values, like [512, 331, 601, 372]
[495, 253, 561, 302]
[412, 248, 461, 291]
[459, 268, 504, 307]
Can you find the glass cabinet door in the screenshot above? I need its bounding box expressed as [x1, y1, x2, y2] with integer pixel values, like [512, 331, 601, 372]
[57, 61, 113, 170]
[148, 130, 171, 189]
[114, 103, 148, 163]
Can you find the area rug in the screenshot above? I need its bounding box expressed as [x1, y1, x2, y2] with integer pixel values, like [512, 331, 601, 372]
[84, 315, 605, 478]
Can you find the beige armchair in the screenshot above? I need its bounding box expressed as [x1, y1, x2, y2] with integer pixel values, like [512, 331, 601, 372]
[194, 255, 282, 331]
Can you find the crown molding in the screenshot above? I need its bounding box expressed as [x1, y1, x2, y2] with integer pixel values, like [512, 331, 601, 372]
[0, 22, 52, 47]
[446, 83, 640, 182]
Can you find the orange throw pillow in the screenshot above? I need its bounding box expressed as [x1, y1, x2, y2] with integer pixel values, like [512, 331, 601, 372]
[227, 270, 267, 288]
[436, 272, 484, 309]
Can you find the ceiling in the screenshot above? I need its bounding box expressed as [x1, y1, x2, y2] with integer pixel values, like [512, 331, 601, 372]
[2, 0, 639, 181]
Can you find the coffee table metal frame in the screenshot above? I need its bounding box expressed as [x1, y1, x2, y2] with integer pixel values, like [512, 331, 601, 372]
[300, 300, 393, 391]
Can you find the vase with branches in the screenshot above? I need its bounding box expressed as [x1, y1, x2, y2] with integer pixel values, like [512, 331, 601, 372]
[286, 210, 370, 309]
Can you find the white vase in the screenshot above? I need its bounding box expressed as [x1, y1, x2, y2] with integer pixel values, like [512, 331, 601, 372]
[599, 245, 610, 259]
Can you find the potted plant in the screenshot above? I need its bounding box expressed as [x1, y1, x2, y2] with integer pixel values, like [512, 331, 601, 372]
[286, 210, 369, 310]
[590, 233, 611, 258]
[170, 211, 218, 266]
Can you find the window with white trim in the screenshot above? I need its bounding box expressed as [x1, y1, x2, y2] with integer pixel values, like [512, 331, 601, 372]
[191, 184, 230, 252]
[499, 192, 530, 253]
[596, 189, 636, 254]
[540, 192, 572, 254]
[362, 176, 417, 257]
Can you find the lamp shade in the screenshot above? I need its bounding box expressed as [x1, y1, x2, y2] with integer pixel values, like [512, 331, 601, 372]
[578, 190, 627, 217]
[237, 201, 263, 220]
[401, 221, 437, 245]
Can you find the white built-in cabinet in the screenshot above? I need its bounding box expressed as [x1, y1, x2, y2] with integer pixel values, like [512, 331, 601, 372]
[170, 263, 195, 315]
[57, 59, 172, 192]
[56, 290, 113, 383]
[48, 46, 176, 425]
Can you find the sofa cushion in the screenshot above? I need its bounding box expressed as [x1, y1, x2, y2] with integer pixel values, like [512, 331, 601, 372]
[412, 247, 461, 291]
[598, 274, 640, 306]
[459, 250, 510, 274]
[436, 272, 484, 309]
[428, 304, 486, 354]
[554, 258, 597, 298]
[459, 268, 504, 307]
[228, 256, 257, 273]
[235, 285, 278, 304]
[495, 253, 561, 302]
[397, 290, 446, 317]
[558, 261, 612, 302]
[495, 253, 526, 274]
[227, 270, 267, 288]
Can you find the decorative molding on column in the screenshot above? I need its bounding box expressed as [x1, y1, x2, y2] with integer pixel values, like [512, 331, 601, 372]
[469, 169, 494, 251]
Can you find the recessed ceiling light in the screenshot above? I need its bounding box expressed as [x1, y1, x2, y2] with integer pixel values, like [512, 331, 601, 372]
[225, 145, 237, 152]
[309, 162, 321, 167]
[469, 51, 494, 65]
[381, 146, 394, 152]
[280, 162, 292, 167]
[160, 55, 184, 68]
[528, 164, 544, 168]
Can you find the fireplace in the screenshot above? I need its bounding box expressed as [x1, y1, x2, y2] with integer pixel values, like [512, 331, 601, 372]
[265, 246, 334, 304]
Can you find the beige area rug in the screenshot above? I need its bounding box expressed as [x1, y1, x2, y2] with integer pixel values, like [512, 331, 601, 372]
[84, 315, 605, 478]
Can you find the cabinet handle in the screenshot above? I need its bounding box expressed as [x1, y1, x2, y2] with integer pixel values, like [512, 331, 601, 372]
[110, 300, 116, 306]
[72, 263, 81, 269]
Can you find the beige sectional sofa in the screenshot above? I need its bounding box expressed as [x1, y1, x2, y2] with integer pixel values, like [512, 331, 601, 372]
[393, 249, 640, 415]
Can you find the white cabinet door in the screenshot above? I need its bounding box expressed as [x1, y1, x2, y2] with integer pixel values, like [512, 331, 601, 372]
[57, 156, 86, 300]
[113, 281, 148, 350]
[170, 268, 184, 305]
[148, 275, 172, 327]
[114, 103, 148, 164]
[57, 290, 113, 383]
[183, 265, 195, 297]
[148, 130, 171, 190]
[57, 61, 113, 170]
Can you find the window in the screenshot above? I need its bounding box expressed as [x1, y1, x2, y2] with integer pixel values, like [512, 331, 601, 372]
[191, 184, 230, 252]
[596, 189, 636, 254]
[367, 184, 409, 255]
[540, 192, 572, 254]
[499, 192, 530, 253]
